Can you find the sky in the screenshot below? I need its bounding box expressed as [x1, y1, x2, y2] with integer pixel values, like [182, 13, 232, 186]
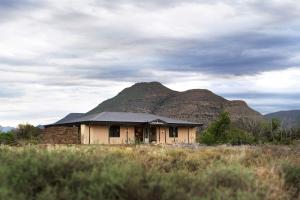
[0, 0, 300, 126]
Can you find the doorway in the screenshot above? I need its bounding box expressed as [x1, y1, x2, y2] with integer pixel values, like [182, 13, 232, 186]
[134, 127, 144, 143]
[150, 127, 157, 143]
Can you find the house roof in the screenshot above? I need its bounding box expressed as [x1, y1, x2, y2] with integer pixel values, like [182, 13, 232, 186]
[55, 113, 85, 124]
[47, 112, 202, 127]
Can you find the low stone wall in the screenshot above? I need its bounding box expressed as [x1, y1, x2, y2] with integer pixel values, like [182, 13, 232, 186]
[42, 126, 80, 144]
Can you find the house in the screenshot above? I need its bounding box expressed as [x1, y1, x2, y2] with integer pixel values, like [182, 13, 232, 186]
[43, 112, 202, 144]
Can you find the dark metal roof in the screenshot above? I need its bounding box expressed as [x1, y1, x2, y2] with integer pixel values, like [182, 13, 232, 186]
[48, 112, 202, 127]
[54, 113, 85, 124]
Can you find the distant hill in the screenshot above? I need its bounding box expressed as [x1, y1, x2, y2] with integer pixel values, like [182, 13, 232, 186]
[0, 126, 15, 133]
[265, 110, 300, 128]
[87, 82, 262, 127]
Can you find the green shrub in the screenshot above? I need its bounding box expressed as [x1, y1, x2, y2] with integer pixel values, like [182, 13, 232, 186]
[226, 128, 255, 145]
[2, 145, 294, 200]
[200, 112, 255, 145]
[199, 130, 216, 145]
[0, 132, 17, 145]
[200, 164, 263, 199]
[282, 163, 300, 197]
[199, 112, 231, 145]
[15, 124, 42, 140]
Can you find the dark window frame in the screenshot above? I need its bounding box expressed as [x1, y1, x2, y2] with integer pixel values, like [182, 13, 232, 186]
[169, 127, 178, 138]
[109, 126, 120, 137]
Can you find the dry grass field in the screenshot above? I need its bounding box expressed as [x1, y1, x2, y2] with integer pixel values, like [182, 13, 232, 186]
[0, 144, 300, 200]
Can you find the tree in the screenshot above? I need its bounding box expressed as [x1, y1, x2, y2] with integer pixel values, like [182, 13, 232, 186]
[15, 124, 42, 140]
[200, 112, 231, 145]
[200, 112, 255, 145]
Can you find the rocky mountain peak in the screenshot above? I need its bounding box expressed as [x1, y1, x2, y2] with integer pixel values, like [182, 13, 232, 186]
[87, 82, 262, 127]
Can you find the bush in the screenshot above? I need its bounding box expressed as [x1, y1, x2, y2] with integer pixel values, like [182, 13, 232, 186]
[282, 163, 300, 197]
[226, 128, 255, 145]
[199, 164, 264, 199]
[0, 132, 17, 145]
[199, 112, 230, 145]
[0, 146, 275, 200]
[15, 124, 42, 140]
[199, 130, 216, 145]
[200, 112, 255, 145]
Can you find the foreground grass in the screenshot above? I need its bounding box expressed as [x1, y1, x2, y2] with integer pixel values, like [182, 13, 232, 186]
[0, 144, 300, 200]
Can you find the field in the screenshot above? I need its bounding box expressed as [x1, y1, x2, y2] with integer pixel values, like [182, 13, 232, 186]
[0, 144, 300, 200]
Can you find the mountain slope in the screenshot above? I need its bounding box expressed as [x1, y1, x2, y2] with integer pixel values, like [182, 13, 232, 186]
[87, 82, 262, 127]
[0, 126, 15, 133]
[265, 110, 300, 128]
[87, 82, 177, 114]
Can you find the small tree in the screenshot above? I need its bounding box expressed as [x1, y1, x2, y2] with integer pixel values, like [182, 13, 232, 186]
[200, 112, 231, 145]
[0, 131, 17, 145]
[200, 112, 254, 145]
[15, 124, 42, 141]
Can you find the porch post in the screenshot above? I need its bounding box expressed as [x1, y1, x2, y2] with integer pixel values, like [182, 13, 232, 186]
[88, 125, 91, 144]
[165, 127, 166, 143]
[188, 127, 190, 144]
[173, 127, 175, 143]
[159, 127, 160, 143]
[78, 125, 81, 144]
[143, 127, 145, 143]
[126, 127, 128, 144]
[148, 126, 151, 144]
[108, 124, 110, 144]
[150, 125, 152, 143]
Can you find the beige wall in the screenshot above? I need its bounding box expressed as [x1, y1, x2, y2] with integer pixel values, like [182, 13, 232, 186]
[81, 124, 197, 144]
[81, 124, 135, 144]
[110, 126, 135, 144]
[155, 126, 197, 144]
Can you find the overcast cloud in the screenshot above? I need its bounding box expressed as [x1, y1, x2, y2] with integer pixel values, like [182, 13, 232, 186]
[0, 0, 300, 126]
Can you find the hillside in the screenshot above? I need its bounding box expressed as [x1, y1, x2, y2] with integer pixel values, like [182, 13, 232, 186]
[265, 110, 300, 128]
[87, 82, 262, 127]
[0, 126, 15, 133]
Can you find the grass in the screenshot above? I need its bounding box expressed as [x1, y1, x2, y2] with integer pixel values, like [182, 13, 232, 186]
[0, 144, 299, 200]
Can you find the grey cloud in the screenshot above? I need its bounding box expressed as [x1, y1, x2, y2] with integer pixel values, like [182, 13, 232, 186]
[220, 92, 300, 100]
[0, 0, 44, 22]
[155, 32, 300, 75]
[0, 0, 300, 125]
[11, 0, 296, 77]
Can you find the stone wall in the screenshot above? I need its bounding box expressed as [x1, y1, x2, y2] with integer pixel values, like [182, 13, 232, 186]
[42, 126, 80, 144]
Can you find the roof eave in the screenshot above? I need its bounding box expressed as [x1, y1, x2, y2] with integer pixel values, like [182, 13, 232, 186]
[45, 121, 203, 128]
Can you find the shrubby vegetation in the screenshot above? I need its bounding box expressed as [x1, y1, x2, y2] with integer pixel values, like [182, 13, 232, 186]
[199, 112, 300, 145]
[0, 124, 42, 145]
[200, 112, 254, 145]
[0, 145, 299, 200]
[0, 132, 17, 145]
[282, 163, 300, 198]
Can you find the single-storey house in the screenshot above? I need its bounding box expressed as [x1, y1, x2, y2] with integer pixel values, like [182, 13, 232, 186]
[44, 112, 202, 144]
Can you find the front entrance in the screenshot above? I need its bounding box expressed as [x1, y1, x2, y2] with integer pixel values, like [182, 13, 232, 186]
[134, 127, 144, 143]
[150, 127, 157, 143]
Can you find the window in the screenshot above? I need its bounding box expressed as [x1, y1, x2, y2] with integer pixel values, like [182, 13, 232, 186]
[169, 127, 178, 138]
[109, 126, 120, 137]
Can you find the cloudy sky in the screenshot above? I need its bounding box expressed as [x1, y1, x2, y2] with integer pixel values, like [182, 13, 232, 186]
[0, 0, 300, 126]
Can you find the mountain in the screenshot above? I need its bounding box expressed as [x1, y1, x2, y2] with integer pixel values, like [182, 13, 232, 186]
[265, 110, 300, 128]
[88, 82, 177, 114]
[36, 125, 45, 130]
[87, 82, 262, 127]
[0, 126, 15, 133]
